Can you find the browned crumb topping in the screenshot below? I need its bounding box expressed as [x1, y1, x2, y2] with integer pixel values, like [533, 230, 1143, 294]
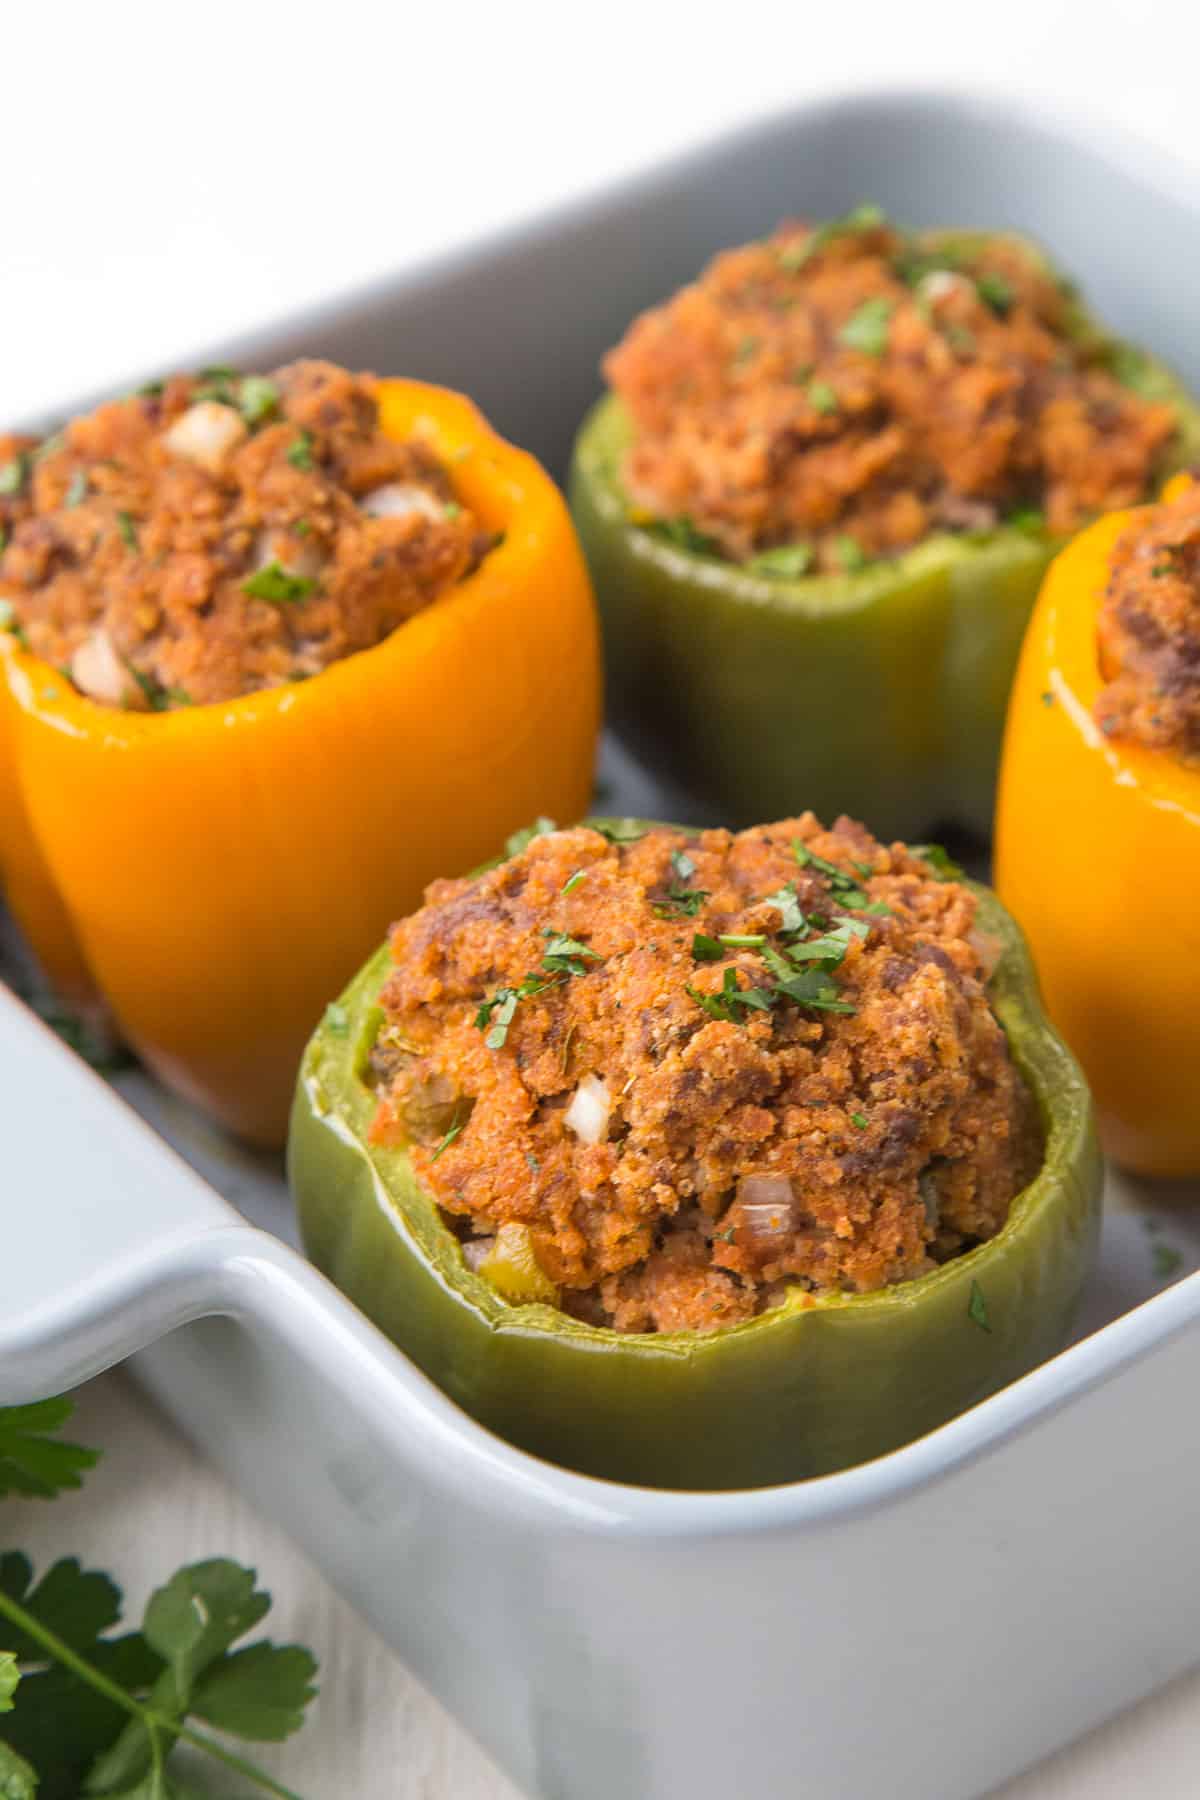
[603, 209, 1178, 570]
[0, 360, 490, 709]
[1095, 479, 1200, 761]
[369, 817, 1039, 1334]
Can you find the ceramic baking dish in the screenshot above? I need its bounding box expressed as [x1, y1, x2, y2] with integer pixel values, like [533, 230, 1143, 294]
[3, 86, 1200, 1800]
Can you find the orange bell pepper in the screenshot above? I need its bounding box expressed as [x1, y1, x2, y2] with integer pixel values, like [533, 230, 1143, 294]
[0, 380, 601, 1147]
[995, 476, 1200, 1175]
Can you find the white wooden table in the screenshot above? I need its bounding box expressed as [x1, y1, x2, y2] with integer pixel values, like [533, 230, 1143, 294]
[6, 2, 1200, 1791]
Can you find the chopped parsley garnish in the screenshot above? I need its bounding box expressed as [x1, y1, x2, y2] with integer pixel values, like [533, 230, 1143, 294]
[806, 380, 839, 415]
[747, 543, 814, 578]
[1009, 507, 1046, 534]
[834, 534, 868, 572]
[116, 510, 138, 550]
[0, 454, 29, 496]
[911, 842, 964, 881]
[692, 933, 724, 962]
[135, 377, 165, 398]
[561, 869, 587, 895]
[242, 560, 315, 603]
[672, 849, 696, 881]
[851, 1111, 869, 1130]
[444, 500, 463, 519]
[975, 272, 1014, 315]
[322, 1002, 350, 1037]
[476, 928, 601, 1050]
[526, 1151, 540, 1173]
[64, 469, 88, 508]
[430, 1113, 465, 1163]
[1107, 344, 1149, 391]
[837, 297, 893, 357]
[719, 933, 766, 948]
[541, 928, 602, 977]
[760, 882, 807, 935]
[652, 516, 719, 555]
[592, 819, 647, 845]
[778, 202, 885, 271]
[0, 526, 7, 553]
[130, 667, 172, 710]
[236, 374, 280, 426]
[505, 816, 557, 855]
[686, 968, 774, 1022]
[286, 430, 315, 470]
[655, 884, 709, 919]
[968, 1279, 991, 1332]
[1152, 558, 1177, 578]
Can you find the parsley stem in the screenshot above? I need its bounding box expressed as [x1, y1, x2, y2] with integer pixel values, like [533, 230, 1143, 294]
[173, 1721, 307, 1800]
[0, 1587, 306, 1800]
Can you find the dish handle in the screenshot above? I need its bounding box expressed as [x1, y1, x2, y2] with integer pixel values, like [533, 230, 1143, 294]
[0, 984, 248, 1401]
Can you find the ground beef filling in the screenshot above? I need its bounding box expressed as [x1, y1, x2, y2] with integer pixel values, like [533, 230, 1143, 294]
[369, 817, 1040, 1335]
[0, 360, 490, 708]
[1095, 479, 1200, 761]
[603, 210, 1178, 569]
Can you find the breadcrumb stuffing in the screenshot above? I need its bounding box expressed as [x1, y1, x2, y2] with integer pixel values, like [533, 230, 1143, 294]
[604, 211, 1178, 569]
[1095, 478, 1200, 761]
[369, 817, 1039, 1334]
[0, 361, 490, 708]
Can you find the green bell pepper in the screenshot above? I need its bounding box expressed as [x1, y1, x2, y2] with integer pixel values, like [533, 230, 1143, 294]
[568, 235, 1200, 842]
[287, 824, 1102, 1491]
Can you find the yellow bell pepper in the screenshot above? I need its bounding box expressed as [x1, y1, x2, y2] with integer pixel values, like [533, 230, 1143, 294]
[995, 475, 1200, 1175]
[0, 380, 601, 1147]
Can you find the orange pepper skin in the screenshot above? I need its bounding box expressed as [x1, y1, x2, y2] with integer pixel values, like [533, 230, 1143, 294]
[0, 381, 601, 1146]
[995, 500, 1200, 1175]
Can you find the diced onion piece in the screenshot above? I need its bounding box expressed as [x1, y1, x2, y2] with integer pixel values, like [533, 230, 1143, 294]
[251, 528, 324, 582]
[564, 1074, 612, 1145]
[968, 927, 1004, 980]
[462, 1236, 495, 1272]
[732, 1173, 797, 1242]
[360, 481, 446, 522]
[164, 401, 248, 473]
[70, 629, 147, 709]
[918, 269, 972, 306]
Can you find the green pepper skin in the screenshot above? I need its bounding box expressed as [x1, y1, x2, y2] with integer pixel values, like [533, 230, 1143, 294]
[288, 831, 1102, 1491]
[568, 257, 1200, 841]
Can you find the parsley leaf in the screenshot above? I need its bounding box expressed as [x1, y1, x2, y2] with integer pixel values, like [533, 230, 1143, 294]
[778, 202, 885, 271]
[65, 470, 88, 508]
[591, 819, 646, 845]
[838, 297, 893, 357]
[968, 1279, 991, 1332]
[0, 454, 29, 497]
[541, 928, 601, 978]
[285, 431, 314, 470]
[236, 376, 279, 427]
[976, 272, 1013, 315]
[692, 933, 724, 963]
[746, 543, 814, 578]
[0, 1651, 18, 1713]
[911, 842, 964, 881]
[654, 884, 709, 919]
[806, 380, 839, 415]
[504, 816, 557, 856]
[116, 512, 138, 551]
[651, 517, 719, 556]
[242, 561, 315, 604]
[759, 883, 806, 936]
[671, 849, 696, 882]
[561, 869, 586, 895]
[0, 1398, 98, 1500]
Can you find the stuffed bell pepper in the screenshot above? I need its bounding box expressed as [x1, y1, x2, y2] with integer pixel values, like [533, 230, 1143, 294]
[0, 363, 600, 1145]
[569, 206, 1200, 841]
[290, 814, 1101, 1488]
[997, 473, 1200, 1176]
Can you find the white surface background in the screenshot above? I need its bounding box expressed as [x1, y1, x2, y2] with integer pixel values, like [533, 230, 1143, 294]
[6, 1, 1200, 1792]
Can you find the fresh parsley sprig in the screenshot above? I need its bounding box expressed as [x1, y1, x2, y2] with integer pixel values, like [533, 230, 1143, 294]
[0, 1397, 318, 1797]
